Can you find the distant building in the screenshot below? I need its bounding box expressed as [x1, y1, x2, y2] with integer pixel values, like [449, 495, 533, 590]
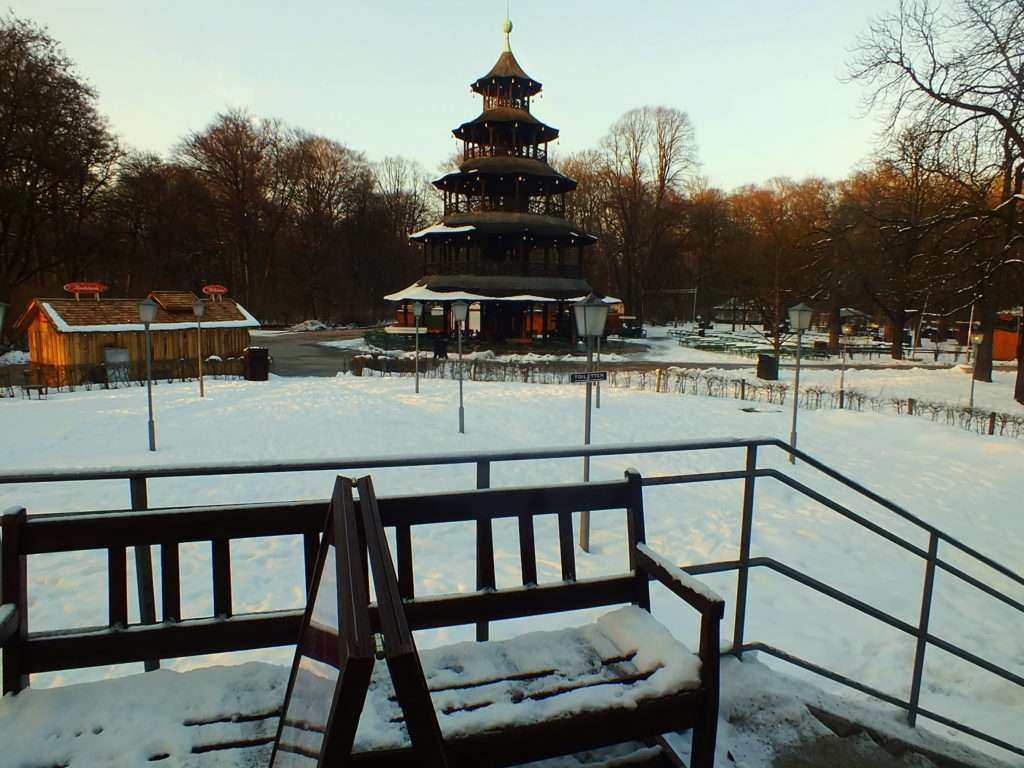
[14, 291, 259, 385]
[386, 17, 602, 341]
[994, 308, 1022, 361]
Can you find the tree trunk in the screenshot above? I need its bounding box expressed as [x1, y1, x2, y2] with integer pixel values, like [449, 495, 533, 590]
[891, 311, 907, 360]
[828, 304, 841, 355]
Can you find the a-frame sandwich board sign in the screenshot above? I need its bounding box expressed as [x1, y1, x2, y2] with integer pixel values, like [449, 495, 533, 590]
[355, 475, 448, 767]
[269, 477, 374, 767]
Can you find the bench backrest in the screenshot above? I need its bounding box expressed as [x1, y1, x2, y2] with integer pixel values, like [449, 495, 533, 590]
[0, 469, 648, 690]
[370, 468, 649, 638]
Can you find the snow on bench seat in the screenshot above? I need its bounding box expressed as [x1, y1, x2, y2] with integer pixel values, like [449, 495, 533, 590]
[353, 605, 702, 753]
[0, 662, 288, 767]
[0, 608, 698, 766]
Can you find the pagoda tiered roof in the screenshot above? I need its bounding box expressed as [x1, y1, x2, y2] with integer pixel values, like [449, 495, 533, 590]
[395, 15, 597, 311]
[472, 50, 539, 92]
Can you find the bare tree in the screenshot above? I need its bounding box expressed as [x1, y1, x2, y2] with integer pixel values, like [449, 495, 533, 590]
[177, 109, 298, 313]
[851, 0, 1024, 393]
[0, 14, 120, 305]
[597, 107, 698, 316]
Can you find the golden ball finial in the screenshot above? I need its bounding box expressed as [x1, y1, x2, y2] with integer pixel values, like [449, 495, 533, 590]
[503, 18, 513, 34]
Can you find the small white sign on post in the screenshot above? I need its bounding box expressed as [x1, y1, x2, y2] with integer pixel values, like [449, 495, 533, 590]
[570, 371, 608, 384]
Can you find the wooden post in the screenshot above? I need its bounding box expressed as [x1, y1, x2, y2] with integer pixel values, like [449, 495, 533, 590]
[988, 412, 997, 435]
[655, 368, 663, 393]
[908, 398, 915, 416]
[1, 507, 28, 694]
[475, 461, 494, 642]
[130, 477, 160, 672]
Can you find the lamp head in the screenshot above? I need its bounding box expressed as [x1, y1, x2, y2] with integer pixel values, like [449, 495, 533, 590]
[452, 301, 469, 323]
[412, 301, 424, 319]
[192, 298, 207, 319]
[971, 331, 984, 346]
[138, 298, 159, 325]
[573, 293, 609, 339]
[788, 302, 813, 332]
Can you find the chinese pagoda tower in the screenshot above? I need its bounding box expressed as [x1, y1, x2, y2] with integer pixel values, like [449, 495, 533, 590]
[387, 16, 599, 340]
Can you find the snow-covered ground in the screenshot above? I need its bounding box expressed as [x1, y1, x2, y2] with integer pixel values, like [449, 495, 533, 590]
[318, 322, 1018, 372]
[0, 376, 1021, 761]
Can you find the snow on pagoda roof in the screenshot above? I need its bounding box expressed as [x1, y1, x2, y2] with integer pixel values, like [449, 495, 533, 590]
[409, 223, 477, 240]
[384, 281, 620, 305]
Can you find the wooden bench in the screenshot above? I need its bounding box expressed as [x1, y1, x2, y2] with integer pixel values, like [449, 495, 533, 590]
[273, 472, 725, 767]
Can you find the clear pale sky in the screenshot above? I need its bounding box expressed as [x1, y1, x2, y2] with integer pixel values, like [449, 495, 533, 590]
[15, 1, 896, 190]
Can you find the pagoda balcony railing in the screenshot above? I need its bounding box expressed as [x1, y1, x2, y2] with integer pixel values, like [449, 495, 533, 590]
[464, 143, 548, 163]
[444, 196, 566, 218]
[483, 95, 531, 111]
[423, 260, 583, 279]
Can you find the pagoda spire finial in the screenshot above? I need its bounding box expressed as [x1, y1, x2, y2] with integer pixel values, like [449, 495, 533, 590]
[503, 3, 513, 53]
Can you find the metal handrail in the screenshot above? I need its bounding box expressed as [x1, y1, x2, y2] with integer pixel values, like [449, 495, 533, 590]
[0, 436, 1020, 757]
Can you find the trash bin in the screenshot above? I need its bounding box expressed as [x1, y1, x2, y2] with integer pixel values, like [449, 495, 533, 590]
[756, 353, 779, 381]
[243, 347, 270, 381]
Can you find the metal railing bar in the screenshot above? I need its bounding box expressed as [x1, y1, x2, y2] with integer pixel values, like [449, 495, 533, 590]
[907, 533, 938, 726]
[776, 441, 1024, 588]
[2, 438, 1019, 593]
[747, 641, 1024, 758]
[641, 470, 749, 486]
[776, 441, 941, 533]
[739, 642, 911, 710]
[914, 706, 1024, 758]
[935, 558, 1024, 614]
[934, 534, 1024, 590]
[679, 560, 744, 577]
[748, 557, 919, 637]
[925, 633, 1024, 688]
[764, 470, 929, 559]
[0, 437, 779, 485]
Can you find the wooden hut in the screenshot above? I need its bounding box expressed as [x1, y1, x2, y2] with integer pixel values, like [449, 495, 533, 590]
[14, 291, 259, 386]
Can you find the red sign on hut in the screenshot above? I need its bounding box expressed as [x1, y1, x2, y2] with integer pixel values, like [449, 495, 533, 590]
[202, 284, 229, 301]
[63, 282, 109, 301]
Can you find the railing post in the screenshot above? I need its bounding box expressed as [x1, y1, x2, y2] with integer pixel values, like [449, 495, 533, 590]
[475, 461, 494, 642]
[1, 507, 28, 694]
[732, 445, 757, 658]
[907, 531, 938, 727]
[130, 477, 159, 672]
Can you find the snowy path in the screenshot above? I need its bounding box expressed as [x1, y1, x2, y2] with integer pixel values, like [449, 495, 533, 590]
[0, 375, 1020, 759]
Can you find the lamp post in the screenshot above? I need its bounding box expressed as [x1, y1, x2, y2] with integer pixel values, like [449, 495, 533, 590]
[839, 323, 855, 409]
[412, 301, 424, 394]
[573, 293, 609, 552]
[193, 298, 206, 398]
[0, 301, 8, 349]
[595, 334, 602, 409]
[138, 298, 159, 451]
[969, 331, 984, 410]
[787, 303, 813, 464]
[453, 301, 469, 434]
